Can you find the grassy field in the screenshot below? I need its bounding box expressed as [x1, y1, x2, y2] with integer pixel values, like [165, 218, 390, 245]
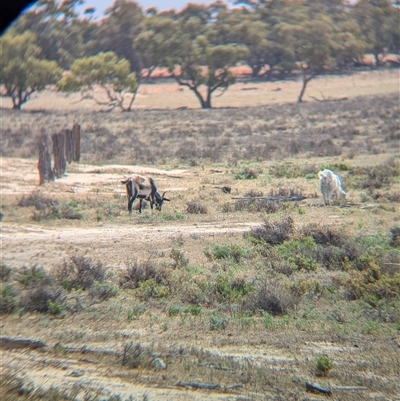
[1, 70, 399, 400]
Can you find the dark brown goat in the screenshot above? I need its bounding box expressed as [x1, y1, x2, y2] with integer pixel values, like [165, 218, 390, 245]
[121, 175, 170, 214]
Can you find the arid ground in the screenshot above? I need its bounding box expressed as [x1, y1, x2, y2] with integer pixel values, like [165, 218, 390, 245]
[1, 70, 399, 400]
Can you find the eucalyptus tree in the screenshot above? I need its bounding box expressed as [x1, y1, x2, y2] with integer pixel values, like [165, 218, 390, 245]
[96, 0, 144, 73]
[0, 30, 62, 109]
[157, 4, 249, 109]
[207, 4, 270, 78]
[12, 0, 85, 69]
[352, 0, 400, 65]
[58, 52, 138, 112]
[134, 12, 181, 80]
[287, 18, 336, 103]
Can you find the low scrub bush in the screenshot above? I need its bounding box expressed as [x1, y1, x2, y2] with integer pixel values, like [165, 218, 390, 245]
[20, 285, 63, 313]
[234, 166, 260, 180]
[243, 189, 263, 197]
[234, 199, 281, 214]
[215, 272, 254, 302]
[18, 191, 58, 210]
[268, 185, 305, 197]
[275, 237, 318, 271]
[269, 163, 303, 179]
[0, 284, 18, 314]
[244, 278, 300, 316]
[389, 227, 400, 248]
[314, 355, 334, 377]
[186, 201, 208, 214]
[0, 264, 12, 281]
[300, 223, 345, 247]
[122, 342, 154, 369]
[55, 255, 107, 291]
[209, 313, 229, 330]
[88, 281, 119, 301]
[119, 259, 168, 289]
[137, 279, 170, 299]
[204, 244, 250, 262]
[16, 265, 53, 287]
[33, 204, 83, 221]
[170, 249, 189, 268]
[250, 216, 294, 245]
[160, 212, 185, 221]
[168, 305, 183, 316]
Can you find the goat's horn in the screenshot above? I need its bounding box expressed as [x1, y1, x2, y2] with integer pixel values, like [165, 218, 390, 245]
[162, 191, 168, 198]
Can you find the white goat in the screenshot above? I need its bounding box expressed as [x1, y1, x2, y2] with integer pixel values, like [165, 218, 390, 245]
[318, 169, 346, 205]
[121, 175, 169, 214]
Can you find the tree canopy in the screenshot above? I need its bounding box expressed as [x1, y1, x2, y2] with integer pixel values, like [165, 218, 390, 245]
[58, 52, 138, 111]
[0, 30, 62, 109]
[2, 0, 399, 109]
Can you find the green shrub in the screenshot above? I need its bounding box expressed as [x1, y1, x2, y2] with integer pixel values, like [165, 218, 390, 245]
[276, 238, 318, 271]
[0, 264, 12, 281]
[362, 320, 379, 334]
[170, 249, 189, 268]
[203, 244, 250, 262]
[127, 304, 146, 321]
[0, 284, 18, 314]
[209, 313, 229, 330]
[263, 313, 273, 329]
[188, 305, 201, 316]
[16, 265, 52, 286]
[47, 299, 63, 315]
[160, 212, 185, 221]
[215, 273, 253, 302]
[89, 281, 119, 301]
[234, 166, 260, 180]
[269, 163, 303, 179]
[314, 355, 334, 376]
[389, 227, 400, 248]
[138, 279, 169, 299]
[168, 305, 183, 316]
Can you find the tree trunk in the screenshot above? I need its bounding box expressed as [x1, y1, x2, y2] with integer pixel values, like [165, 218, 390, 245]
[251, 64, 262, 78]
[297, 70, 313, 103]
[204, 87, 212, 109]
[191, 86, 211, 109]
[123, 83, 140, 112]
[11, 96, 21, 110]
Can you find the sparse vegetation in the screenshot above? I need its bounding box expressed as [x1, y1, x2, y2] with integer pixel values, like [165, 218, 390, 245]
[2, 77, 400, 399]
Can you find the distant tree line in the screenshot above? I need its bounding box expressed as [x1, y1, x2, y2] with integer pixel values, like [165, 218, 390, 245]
[1, 0, 399, 109]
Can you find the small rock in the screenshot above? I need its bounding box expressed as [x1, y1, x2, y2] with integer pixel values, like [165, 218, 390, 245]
[69, 370, 84, 377]
[152, 358, 166, 370]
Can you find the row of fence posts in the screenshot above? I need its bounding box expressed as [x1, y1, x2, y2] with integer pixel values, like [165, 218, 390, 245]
[38, 124, 81, 185]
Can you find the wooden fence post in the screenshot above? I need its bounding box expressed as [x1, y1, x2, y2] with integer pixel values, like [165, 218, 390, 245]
[52, 132, 66, 178]
[37, 134, 54, 185]
[65, 129, 74, 164]
[72, 123, 81, 162]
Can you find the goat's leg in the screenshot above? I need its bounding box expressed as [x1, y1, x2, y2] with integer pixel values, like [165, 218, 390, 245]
[128, 187, 139, 214]
[128, 197, 135, 213]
